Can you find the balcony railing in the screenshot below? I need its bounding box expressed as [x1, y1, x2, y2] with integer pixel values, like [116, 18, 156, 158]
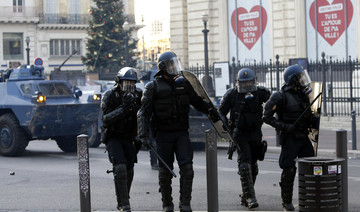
[38, 13, 91, 25]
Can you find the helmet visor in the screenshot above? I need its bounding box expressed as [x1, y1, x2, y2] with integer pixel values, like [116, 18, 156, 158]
[163, 57, 184, 76]
[121, 80, 136, 93]
[236, 79, 257, 93]
[297, 69, 312, 87]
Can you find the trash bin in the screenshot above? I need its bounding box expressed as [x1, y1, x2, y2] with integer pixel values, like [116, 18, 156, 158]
[298, 157, 344, 212]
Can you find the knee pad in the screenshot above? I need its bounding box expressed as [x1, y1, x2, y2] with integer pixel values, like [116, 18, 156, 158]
[114, 164, 127, 178]
[180, 163, 194, 179]
[238, 163, 251, 176]
[281, 166, 297, 183]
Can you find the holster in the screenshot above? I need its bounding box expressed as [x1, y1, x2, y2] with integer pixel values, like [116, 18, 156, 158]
[227, 142, 236, 160]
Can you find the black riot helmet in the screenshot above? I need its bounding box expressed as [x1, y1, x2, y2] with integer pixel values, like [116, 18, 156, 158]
[156, 51, 184, 77]
[236, 68, 257, 93]
[283, 64, 312, 94]
[115, 67, 138, 93]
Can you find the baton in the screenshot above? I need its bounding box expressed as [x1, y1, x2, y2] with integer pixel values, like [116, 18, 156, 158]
[293, 92, 323, 126]
[149, 145, 177, 178]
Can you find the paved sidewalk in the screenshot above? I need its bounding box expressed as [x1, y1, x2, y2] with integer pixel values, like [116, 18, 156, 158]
[217, 116, 360, 159]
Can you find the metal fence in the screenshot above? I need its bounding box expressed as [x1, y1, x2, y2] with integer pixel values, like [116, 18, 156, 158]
[186, 53, 360, 116]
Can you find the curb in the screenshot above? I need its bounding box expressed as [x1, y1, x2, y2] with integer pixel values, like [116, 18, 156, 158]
[217, 143, 360, 159]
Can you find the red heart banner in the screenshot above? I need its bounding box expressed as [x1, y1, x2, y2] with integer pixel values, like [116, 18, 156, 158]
[310, 0, 353, 46]
[231, 6, 267, 50]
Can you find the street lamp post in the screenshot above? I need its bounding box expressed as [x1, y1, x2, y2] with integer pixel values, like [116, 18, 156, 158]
[201, 13, 215, 96]
[25, 36, 30, 65]
[123, 21, 130, 67]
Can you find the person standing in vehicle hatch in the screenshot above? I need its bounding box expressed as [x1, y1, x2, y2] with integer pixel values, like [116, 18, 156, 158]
[263, 64, 315, 211]
[218, 68, 270, 209]
[137, 51, 219, 212]
[100, 67, 142, 212]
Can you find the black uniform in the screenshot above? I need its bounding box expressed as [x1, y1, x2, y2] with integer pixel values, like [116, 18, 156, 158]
[263, 84, 315, 208]
[101, 87, 142, 210]
[219, 86, 270, 207]
[137, 75, 210, 211]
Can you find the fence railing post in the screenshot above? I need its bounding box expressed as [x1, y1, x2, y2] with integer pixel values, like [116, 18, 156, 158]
[77, 134, 91, 212]
[321, 52, 327, 116]
[329, 56, 334, 116]
[351, 110, 357, 150]
[275, 54, 280, 91]
[231, 57, 236, 88]
[349, 56, 354, 111]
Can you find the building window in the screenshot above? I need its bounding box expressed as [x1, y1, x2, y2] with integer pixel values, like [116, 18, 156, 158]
[151, 21, 163, 35]
[3, 33, 23, 60]
[69, 0, 81, 24]
[13, 0, 23, 13]
[50, 39, 81, 56]
[45, 0, 57, 23]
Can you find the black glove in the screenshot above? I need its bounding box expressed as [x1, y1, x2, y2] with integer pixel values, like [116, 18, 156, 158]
[140, 137, 152, 150]
[122, 92, 136, 110]
[284, 124, 296, 133]
[208, 107, 220, 122]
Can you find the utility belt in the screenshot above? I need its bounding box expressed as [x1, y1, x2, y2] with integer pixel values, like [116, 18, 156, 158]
[232, 112, 262, 132]
[278, 129, 308, 145]
[151, 116, 189, 133]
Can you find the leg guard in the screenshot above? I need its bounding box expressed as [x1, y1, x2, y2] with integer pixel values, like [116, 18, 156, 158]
[159, 167, 174, 211]
[280, 166, 296, 211]
[113, 164, 131, 211]
[251, 163, 259, 186]
[179, 163, 194, 212]
[127, 168, 134, 199]
[238, 163, 258, 209]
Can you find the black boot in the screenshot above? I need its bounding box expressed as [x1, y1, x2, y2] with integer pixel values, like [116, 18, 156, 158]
[239, 163, 259, 209]
[179, 164, 194, 212]
[239, 193, 248, 207]
[113, 164, 131, 212]
[280, 166, 296, 211]
[159, 167, 174, 212]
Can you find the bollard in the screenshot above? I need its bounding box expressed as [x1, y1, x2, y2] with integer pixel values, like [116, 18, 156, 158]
[351, 110, 357, 150]
[205, 129, 219, 212]
[336, 130, 348, 212]
[77, 134, 91, 212]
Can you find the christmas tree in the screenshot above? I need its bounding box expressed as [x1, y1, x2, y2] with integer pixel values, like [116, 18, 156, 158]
[82, 0, 138, 73]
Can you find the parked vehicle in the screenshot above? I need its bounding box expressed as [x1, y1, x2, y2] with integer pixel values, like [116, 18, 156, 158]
[0, 65, 101, 156]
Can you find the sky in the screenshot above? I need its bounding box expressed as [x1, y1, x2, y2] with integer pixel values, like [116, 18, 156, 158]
[134, 0, 170, 39]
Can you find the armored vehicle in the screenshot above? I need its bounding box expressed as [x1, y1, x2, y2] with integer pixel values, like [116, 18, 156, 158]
[0, 65, 101, 156]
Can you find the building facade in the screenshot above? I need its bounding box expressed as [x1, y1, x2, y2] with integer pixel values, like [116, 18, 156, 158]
[0, 0, 135, 74]
[169, 0, 360, 67]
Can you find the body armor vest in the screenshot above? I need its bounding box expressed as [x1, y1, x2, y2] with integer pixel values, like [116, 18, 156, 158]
[277, 90, 311, 133]
[230, 90, 263, 131]
[107, 90, 139, 138]
[152, 77, 190, 131]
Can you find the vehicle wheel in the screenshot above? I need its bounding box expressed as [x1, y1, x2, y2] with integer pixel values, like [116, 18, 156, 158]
[55, 135, 77, 152]
[87, 123, 101, 148]
[0, 114, 29, 157]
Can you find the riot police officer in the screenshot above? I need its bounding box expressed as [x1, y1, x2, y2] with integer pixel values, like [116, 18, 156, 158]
[137, 51, 217, 212]
[101, 67, 142, 212]
[263, 64, 315, 211]
[218, 68, 270, 209]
